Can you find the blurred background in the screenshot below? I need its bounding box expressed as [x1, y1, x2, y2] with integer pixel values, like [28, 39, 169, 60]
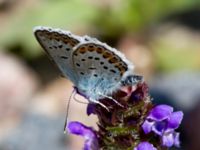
[0, 0, 200, 149]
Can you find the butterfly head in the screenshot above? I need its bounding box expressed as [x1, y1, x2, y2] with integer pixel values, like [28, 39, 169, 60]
[121, 74, 143, 86]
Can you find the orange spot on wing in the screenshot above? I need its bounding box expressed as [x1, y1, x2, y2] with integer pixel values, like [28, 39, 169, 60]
[103, 51, 112, 58]
[79, 47, 87, 54]
[41, 31, 79, 47]
[96, 47, 104, 54]
[120, 67, 126, 76]
[108, 57, 119, 64]
[88, 45, 95, 52]
[115, 63, 128, 76]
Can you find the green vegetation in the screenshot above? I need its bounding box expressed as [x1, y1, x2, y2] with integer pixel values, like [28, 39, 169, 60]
[0, 0, 199, 71]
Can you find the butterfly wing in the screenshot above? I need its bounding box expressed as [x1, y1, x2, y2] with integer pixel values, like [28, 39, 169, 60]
[34, 26, 82, 83]
[34, 26, 136, 101]
[72, 40, 134, 100]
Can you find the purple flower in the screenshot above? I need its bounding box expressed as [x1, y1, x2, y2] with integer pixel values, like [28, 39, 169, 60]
[142, 105, 183, 148]
[134, 142, 157, 150]
[67, 121, 99, 150]
[87, 103, 96, 116]
[130, 83, 149, 101]
[67, 83, 183, 149]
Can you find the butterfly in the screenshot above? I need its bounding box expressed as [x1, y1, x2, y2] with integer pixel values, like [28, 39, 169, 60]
[33, 26, 142, 106]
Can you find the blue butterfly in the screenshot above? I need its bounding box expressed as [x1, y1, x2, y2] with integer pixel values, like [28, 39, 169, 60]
[34, 26, 142, 106]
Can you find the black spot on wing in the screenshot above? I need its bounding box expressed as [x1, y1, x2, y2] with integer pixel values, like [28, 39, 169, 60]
[88, 67, 96, 70]
[110, 69, 116, 73]
[103, 66, 108, 69]
[88, 56, 93, 59]
[94, 74, 98, 77]
[60, 56, 68, 59]
[76, 63, 80, 67]
[66, 48, 70, 51]
[80, 72, 84, 75]
[58, 45, 63, 48]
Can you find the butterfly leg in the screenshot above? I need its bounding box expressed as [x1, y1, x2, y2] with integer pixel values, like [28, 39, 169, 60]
[90, 98, 110, 112]
[73, 92, 88, 104]
[98, 93, 124, 108]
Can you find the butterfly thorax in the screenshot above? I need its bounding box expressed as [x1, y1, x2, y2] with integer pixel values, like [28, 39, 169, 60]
[76, 77, 122, 101]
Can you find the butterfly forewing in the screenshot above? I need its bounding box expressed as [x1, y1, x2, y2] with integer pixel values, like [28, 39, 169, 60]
[34, 26, 81, 83]
[72, 42, 133, 99]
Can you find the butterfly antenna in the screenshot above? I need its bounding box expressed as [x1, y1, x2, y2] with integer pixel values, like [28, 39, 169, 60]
[98, 93, 124, 108]
[64, 88, 76, 134]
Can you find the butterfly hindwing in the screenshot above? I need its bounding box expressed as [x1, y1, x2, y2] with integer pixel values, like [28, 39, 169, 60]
[72, 41, 134, 99]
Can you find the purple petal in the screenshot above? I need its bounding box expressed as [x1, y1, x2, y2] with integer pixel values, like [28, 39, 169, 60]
[162, 132, 174, 147]
[130, 83, 149, 101]
[84, 138, 99, 150]
[142, 120, 154, 134]
[67, 121, 99, 150]
[152, 121, 167, 136]
[87, 103, 96, 116]
[148, 105, 173, 121]
[174, 132, 180, 147]
[167, 111, 183, 129]
[134, 142, 157, 150]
